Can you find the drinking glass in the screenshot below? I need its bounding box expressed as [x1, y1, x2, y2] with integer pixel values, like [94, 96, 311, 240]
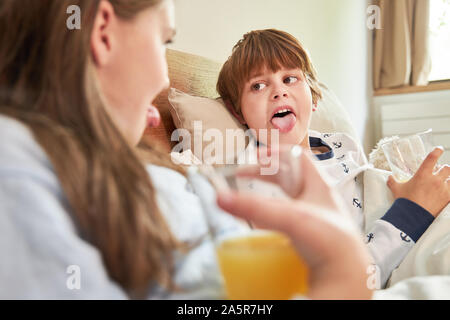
[188, 149, 309, 300]
[381, 129, 435, 182]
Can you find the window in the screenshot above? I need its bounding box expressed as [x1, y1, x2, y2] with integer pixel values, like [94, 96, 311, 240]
[428, 0, 450, 82]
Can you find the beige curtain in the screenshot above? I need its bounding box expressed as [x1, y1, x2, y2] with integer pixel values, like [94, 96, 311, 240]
[373, 0, 432, 89]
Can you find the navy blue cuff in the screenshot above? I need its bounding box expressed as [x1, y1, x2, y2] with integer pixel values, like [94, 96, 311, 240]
[381, 198, 435, 243]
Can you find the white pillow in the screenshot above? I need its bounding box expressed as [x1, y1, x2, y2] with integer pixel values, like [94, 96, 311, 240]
[311, 83, 359, 140]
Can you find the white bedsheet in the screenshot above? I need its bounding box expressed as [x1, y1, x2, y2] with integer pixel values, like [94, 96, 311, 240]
[364, 167, 450, 299]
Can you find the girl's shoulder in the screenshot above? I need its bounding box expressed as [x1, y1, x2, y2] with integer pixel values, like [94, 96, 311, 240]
[0, 114, 58, 184]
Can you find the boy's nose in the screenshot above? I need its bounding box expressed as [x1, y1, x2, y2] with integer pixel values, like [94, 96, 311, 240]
[272, 92, 289, 100]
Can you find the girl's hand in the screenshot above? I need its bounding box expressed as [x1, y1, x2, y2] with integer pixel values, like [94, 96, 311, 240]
[217, 147, 373, 300]
[236, 146, 347, 214]
[387, 147, 450, 217]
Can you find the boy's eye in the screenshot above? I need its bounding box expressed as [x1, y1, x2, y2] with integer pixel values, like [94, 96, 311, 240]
[284, 76, 298, 84]
[252, 83, 266, 91]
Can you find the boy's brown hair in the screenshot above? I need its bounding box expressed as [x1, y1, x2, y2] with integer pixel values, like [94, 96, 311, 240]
[217, 29, 322, 119]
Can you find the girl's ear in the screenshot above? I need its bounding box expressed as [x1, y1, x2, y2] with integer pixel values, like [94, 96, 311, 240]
[90, 0, 116, 66]
[224, 99, 246, 125]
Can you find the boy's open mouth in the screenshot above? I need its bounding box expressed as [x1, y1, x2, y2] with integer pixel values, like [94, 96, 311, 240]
[270, 107, 297, 133]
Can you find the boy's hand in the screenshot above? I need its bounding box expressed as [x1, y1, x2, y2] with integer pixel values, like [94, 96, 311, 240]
[387, 147, 450, 217]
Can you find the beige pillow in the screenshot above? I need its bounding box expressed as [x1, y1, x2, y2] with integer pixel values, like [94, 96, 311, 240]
[168, 88, 248, 164]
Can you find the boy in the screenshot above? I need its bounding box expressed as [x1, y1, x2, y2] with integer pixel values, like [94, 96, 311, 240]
[216, 29, 448, 288]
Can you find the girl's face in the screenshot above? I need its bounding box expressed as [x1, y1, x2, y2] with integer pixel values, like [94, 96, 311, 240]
[240, 67, 313, 147]
[92, 0, 175, 145]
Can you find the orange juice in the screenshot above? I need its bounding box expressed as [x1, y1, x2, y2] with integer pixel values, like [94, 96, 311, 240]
[216, 231, 308, 300]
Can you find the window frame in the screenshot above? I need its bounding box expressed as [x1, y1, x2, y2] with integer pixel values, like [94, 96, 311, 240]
[374, 80, 450, 96]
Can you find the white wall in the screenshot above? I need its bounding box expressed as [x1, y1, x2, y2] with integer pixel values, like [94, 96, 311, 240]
[374, 89, 450, 164]
[170, 0, 374, 153]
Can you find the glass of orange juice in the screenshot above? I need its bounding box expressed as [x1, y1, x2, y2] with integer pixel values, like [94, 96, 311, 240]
[216, 230, 308, 300]
[187, 159, 309, 300]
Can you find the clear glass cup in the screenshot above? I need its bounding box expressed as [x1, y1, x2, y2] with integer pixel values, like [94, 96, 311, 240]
[381, 129, 435, 182]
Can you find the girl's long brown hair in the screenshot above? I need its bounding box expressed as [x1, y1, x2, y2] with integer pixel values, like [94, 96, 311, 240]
[0, 0, 181, 296]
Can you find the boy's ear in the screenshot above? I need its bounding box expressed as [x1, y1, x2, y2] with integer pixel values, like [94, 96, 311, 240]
[224, 99, 246, 125]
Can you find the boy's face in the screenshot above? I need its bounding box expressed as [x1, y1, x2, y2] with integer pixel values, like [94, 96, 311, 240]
[240, 66, 313, 147]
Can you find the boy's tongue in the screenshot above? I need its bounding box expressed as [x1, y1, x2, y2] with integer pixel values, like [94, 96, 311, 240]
[271, 113, 296, 133]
